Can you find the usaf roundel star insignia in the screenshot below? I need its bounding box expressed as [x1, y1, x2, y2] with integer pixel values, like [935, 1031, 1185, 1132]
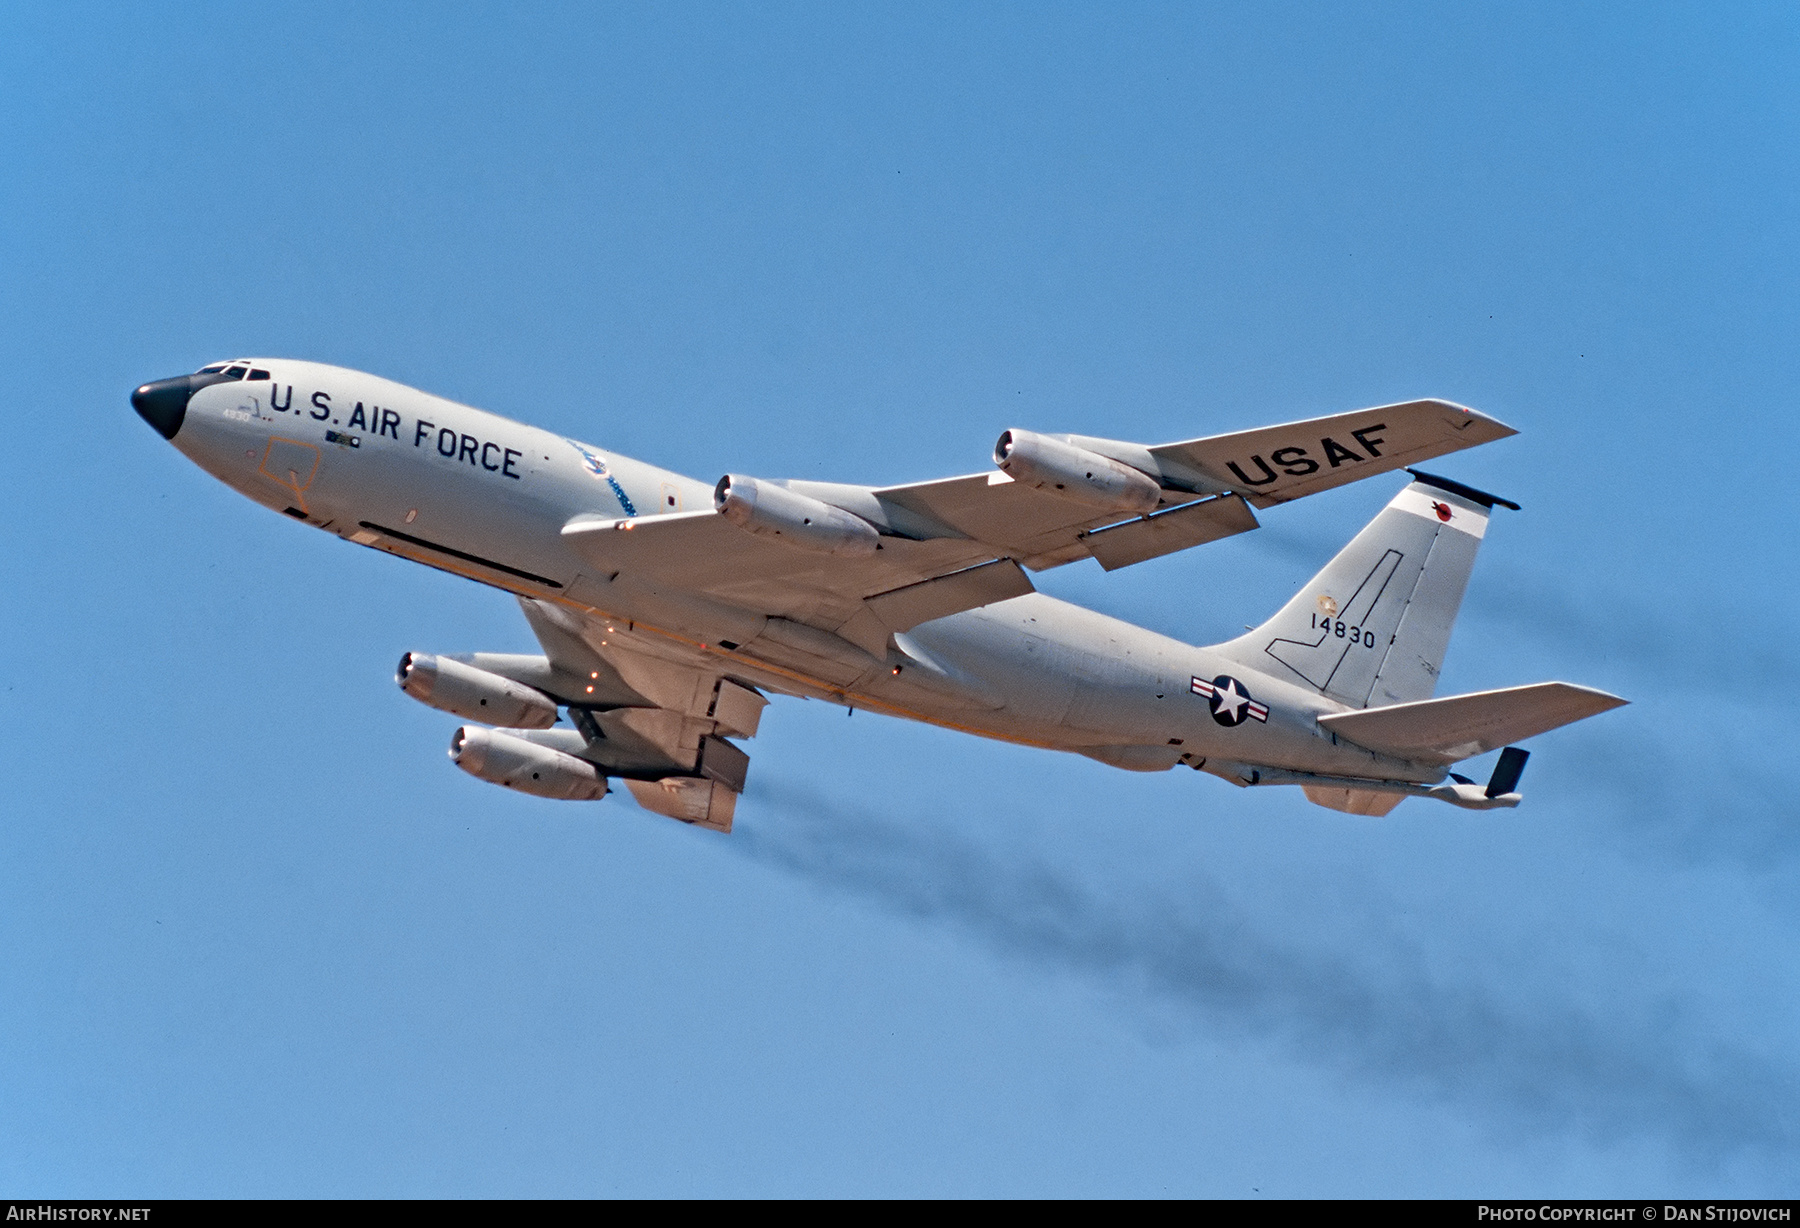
[1190, 674, 1269, 727]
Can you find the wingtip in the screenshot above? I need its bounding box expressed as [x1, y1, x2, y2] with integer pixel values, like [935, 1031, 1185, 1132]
[1421, 398, 1519, 440]
[1550, 681, 1631, 711]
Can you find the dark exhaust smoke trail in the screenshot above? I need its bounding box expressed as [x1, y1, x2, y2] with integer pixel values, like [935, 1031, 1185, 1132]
[736, 779, 1800, 1165]
[1241, 527, 1797, 695]
[1241, 519, 1800, 863]
[1544, 718, 1800, 866]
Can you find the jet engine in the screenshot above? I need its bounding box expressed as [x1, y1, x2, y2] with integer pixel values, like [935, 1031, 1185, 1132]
[993, 428, 1162, 514]
[448, 726, 610, 801]
[397, 653, 559, 728]
[713, 474, 880, 556]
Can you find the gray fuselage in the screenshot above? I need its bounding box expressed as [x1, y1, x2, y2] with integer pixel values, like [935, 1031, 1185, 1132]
[159, 359, 1435, 787]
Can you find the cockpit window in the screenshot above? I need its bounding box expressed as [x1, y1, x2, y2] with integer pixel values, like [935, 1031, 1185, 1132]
[247, 369, 270, 381]
[224, 366, 248, 379]
[198, 365, 227, 374]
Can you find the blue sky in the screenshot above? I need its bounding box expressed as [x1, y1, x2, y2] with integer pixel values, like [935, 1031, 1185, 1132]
[3, 1, 1796, 1196]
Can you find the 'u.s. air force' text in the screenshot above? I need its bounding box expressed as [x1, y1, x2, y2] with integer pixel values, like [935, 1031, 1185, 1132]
[257, 385, 523, 479]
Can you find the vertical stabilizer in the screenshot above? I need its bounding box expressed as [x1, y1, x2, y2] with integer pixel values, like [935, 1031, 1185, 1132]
[1212, 473, 1514, 709]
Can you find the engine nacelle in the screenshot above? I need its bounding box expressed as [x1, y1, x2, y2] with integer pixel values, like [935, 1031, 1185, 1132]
[397, 653, 559, 729]
[993, 429, 1162, 514]
[449, 726, 610, 801]
[713, 474, 880, 556]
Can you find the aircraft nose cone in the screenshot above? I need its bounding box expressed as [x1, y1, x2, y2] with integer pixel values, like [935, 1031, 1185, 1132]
[131, 375, 193, 440]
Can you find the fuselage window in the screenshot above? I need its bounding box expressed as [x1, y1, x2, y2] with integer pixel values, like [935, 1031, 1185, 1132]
[247, 369, 270, 381]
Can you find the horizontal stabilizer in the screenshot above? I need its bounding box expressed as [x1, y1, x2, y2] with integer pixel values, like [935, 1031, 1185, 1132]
[1317, 682, 1626, 764]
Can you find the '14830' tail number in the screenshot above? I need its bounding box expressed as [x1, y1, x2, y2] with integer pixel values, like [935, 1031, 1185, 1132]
[1312, 613, 1378, 647]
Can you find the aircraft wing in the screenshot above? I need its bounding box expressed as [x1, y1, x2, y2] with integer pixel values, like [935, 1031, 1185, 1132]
[872, 398, 1511, 559]
[1142, 397, 1516, 508]
[514, 597, 764, 832]
[560, 505, 1031, 651]
[561, 398, 1514, 645]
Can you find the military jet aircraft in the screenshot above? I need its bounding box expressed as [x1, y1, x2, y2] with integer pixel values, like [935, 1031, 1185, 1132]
[131, 359, 1625, 832]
